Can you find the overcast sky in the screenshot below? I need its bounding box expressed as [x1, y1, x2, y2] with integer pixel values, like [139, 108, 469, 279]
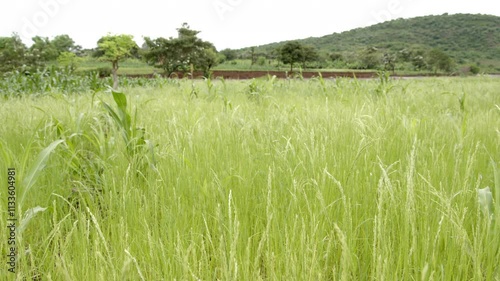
[1, 0, 498, 50]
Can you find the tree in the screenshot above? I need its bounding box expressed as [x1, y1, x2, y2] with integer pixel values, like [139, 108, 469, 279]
[0, 34, 27, 73]
[278, 41, 305, 72]
[329, 53, 343, 62]
[96, 34, 137, 89]
[220, 48, 237, 61]
[383, 52, 397, 72]
[359, 47, 381, 69]
[196, 48, 219, 77]
[29, 36, 59, 62]
[143, 37, 183, 76]
[409, 49, 427, 70]
[57, 52, 81, 71]
[52, 34, 81, 54]
[427, 48, 454, 73]
[301, 45, 319, 68]
[143, 23, 217, 77]
[278, 42, 319, 72]
[250, 47, 257, 65]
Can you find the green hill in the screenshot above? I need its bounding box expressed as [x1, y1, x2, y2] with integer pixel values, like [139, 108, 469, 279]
[240, 13, 500, 72]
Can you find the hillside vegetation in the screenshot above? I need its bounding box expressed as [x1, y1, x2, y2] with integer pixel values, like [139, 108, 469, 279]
[240, 14, 500, 72]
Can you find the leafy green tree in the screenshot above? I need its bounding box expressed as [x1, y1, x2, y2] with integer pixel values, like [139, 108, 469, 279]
[397, 49, 412, 62]
[176, 23, 217, 73]
[329, 53, 343, 62]
[197, 48, 220, 76]
[52, 34, 81, 54]
[250, 47, 257, 65]
[144, 23, 217, 77]
[220, 48, 237, 61]
[359, 47, 382, 69]
[427, 48, 454, 73]
[96, 34, 138, 89]
[279, 41, 306, 72]
[29, 36, 59, 62]
[143, 37, 183, 76]
[409, 50, 427, 70]
[383, 52, 397, 72]
[411, 55, 426, 71]
[0, 34, 27, 73]
[195, 48, 220, 77]
[301, 45, 319, 68]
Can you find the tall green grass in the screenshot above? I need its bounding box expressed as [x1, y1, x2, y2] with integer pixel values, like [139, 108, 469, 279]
[0, 77, 499, 280]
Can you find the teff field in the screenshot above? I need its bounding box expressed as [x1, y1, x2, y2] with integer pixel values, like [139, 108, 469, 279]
[0, 75, 499, 280]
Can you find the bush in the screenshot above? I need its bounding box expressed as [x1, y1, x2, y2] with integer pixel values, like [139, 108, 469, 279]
[96, 67, 112, 78]
[469, 65, 480, 75]
[57, 52, 82, 71]
[256, 56, 266, 66]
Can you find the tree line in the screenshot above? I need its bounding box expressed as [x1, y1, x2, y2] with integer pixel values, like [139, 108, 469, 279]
[1, 23, 461, 88]
[0, 23, 222, 88]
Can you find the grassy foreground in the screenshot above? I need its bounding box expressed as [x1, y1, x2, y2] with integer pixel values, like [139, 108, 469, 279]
[1, 77, 499, 280]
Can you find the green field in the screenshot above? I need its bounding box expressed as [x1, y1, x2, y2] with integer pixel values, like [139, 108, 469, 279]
[74, 57, 444, 76]
[1, 76, 499, 280]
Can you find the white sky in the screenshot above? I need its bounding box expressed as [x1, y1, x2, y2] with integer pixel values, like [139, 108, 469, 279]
[1, 0, 499, 50]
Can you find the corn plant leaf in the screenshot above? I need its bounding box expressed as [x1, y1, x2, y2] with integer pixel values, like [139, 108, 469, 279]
[21, 139, 65, 205]
[112, 91, 131, 131]
[112, 90, 127, 110]
[102, 101, 121, 126]
[18, 206, 47, 235]
[103, 91, 132, 142]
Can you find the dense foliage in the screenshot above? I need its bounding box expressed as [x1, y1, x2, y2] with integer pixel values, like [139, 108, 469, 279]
[0, 34, 81, 73]
[278, 41, 319, 71]
[143, 23, 220, 77]
[241, 14, 500, 72]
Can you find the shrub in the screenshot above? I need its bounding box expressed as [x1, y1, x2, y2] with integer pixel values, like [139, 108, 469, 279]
[469, 65, 480, 75]
[96, 67, 112, 78]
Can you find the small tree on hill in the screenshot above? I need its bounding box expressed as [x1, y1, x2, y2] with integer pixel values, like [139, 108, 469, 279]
[96, 34, 137, 89]
[301, 45, 319, 68]
[279, 41, 305, 72]
[383, 52, 397, 72]
[359, 47, 381, 69]
[220, 48, 237, 61]
[427, 48, 454, 73]
[278, 42, 319, 72]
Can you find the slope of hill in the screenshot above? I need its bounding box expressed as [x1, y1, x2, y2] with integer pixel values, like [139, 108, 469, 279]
[242, 13, 500, 70]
